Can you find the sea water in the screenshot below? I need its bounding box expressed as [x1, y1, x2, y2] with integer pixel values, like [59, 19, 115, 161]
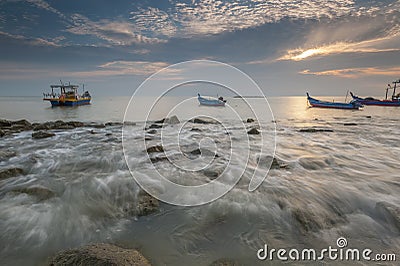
[0, 96, 399, 265]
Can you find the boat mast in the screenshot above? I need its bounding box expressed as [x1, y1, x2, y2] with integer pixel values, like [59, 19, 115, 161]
[392, 79, 400, 99]
[386, 84, 390, 100]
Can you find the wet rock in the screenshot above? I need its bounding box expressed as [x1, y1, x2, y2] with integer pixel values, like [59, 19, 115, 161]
[298, 156, 331, 170]
[343, 123, 357, 126]
[203, 168, 224, 179]
[137, 190, 159, 217]
[299, 128, 333, 133]
[48, 243, 152, 266]
[154, 118, 166, 124]
[375, 201, 400, 230]
[366, 115, 372, 118]
[246, 118, 255, 123]
[33, 123, 50, 131]
[0, 129, 4, 137]
[190, 128, 201, 132]
[0, 167, 24, 180]
[191, 118, 214, 124]
[0, 150, 17, 161]
[258, 155, 288, 169]
[85, 123, 106, 129]
[149, 156, 168, 163]
[166, 115, 180, 124]
[105, 121, 123, 126]
[146, 129, 157, 134]
[12, 186, 55, 201]
[149, 124, 162, 129]
[210, 258, 239, 266]
[146, 145, 164, 153]
[189, 148, 219, 158]
[105, 133, 112, 136]
[247, 127, 260, 135]
[123, 121, 136, 126]
[90, 130, 97, 134]
[32, 131, 56, 139]
[292, 208, 321, 233]
[0, 119, 12, 127]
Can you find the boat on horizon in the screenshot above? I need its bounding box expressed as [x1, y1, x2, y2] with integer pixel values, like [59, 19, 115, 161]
[197, 93, 226, 107]
[350, 79, 400, 106]
[43, 82, 91, 107]
[306, 93, 363, 110]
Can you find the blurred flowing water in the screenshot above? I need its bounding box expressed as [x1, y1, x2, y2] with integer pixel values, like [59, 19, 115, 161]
[0, 96, 399, 265]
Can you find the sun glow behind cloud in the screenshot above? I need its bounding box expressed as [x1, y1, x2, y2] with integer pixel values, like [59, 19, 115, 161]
[300, 66, 400, 78]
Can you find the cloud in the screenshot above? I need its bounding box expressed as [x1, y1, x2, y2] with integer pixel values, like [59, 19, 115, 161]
[26, 0, 66, 19]
[67, 14, 165, 45]
[129, 0, 358, 38]
[0, 30, 60, 46]
[300, 66, 400, 78]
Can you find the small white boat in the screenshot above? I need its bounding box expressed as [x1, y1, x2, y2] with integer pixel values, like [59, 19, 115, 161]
[197, 93, 226, 107]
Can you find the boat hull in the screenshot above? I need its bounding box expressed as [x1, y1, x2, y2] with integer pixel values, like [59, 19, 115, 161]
[307, 93, 361, 110]
[197, 95, 225, 106]
[45, 98, 91, 107]
[350, 92, 400, 106]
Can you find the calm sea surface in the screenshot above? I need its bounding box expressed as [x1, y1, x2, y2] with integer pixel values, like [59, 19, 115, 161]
[0, 96, 399, 265]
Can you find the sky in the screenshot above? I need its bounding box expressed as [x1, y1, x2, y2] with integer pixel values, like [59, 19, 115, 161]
[0, 0, 399, 96]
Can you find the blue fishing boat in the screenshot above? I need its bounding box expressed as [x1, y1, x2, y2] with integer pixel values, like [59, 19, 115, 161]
[197, 93, 226, 107]
[307, 93, 362, 110]
[43, 83, 91, 107]
[350, 79, 400, 106]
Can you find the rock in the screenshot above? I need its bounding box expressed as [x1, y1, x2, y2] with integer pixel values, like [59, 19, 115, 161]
[190, 128, 201, 132]
[0, 119, 12, 128]
[154, 118, 166, 124]
[247, 127, 260, 135]
[85, 123, 106, 129]
[166, 115, 180, 124]
[137, 190, 159, 217]
[13, 119, 31, 127]
[48, 243, 152, 266]
[0, 129, 4, 137]
[105, 133, 112, 136]
[32, 131, 56, 139]
[191, 118, 214, 124]
[123, 121, 136, 126]
[246, 118, 255, 123]
[149, 156, 168, 163]
[105, 122, 123, 126]
[299, 128, 333, 133]
[366, 116, 372, 118]
[149, 124, 162, 129]
[146, 129, 157, 134]
[12, 186, 55, 201]
[33, 124, 50, 131]
[0, 168, 24, 180]
[90, 130, 97, 134]
[258, 155, 288, 169]
[376, 201, 400, 230]
[210, 258, 239, 266]
[292, 208, 321, 233]
[203, 168, 224, 179]
[146, 145, 164, 153]
[189, 148, 218, 158]
[0, 150, 17, 161]
[343, 123, 357, 126]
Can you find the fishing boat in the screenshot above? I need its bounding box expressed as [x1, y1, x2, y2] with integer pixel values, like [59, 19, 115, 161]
[43, 83, 91, 107]
[307, 93, 362, 110]
[350, 79, 400, 106]
[197, 93, 226, 106]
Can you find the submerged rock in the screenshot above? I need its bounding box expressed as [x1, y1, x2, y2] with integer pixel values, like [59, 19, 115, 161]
[137, 190, 159, 217]
[149, 124, 162, 129]
[291, 208, 321, 233]
[247, 127, 260, 135]
[146, 129, 157, 135]
[146, 145, 164, 153]
[48, 243, 152, 266]
[299, 128, 333, 133]
[105, 121, 123, 126]
[32, 131, 56, 139]
[343, 123, 358, 126]
[149, 156, 168, 163]
[258, 155, 288, 169]
[375, 201, 400, 231]
[246, 118, 255, 123]
[0, 150, 17, 161]
[12, 186, 55, 201]
[191, 118, 215, 124]
[0, 167, 24, 180]
[190, 127, 202, 132]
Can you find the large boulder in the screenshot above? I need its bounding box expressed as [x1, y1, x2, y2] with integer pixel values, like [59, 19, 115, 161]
[48, 243, 152, 266]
